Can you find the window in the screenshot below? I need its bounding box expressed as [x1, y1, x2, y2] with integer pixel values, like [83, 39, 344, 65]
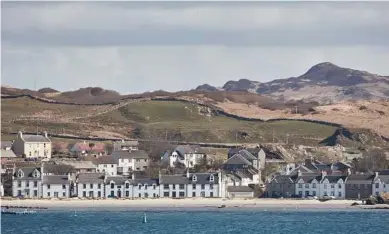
[17, 181, 21, 188]
[26, 181, 29, 187]
[34, 190, 38, 197]
[138, 184, 142, 189]
[179, 184, 185, 190]
[376, 183, 380, 188]
[34, 181, 37, 187]
[17, 190, 22, 196]
[210, 192, 214, 198]
[173, 185, 176, 189]
[338, 184, 342, 189]
[117, 185, 121, 189]
[312, 191, 316, 196]
[153, 193, 156, 198]
[90, 184, 93, 189]
[98, 191, 102, 197]
[338, 192, 342, 197]
[192, 192, 196, 197]
[192, 175, 197, 182]
[111, 164, 114, 168]
[83, 191, 86, 197]
[44, 143, 46, 148]
[298, 183, 302, 188]
[200, 191, 205, 197]
[144, 159, 147, 162]
[209, 175, 214, 182]
[62, 192, 66, 197]
[210, 184, 214, 190]
[111, 183, 115, 189]
[47, 185, 51, 189]
[62, 185, 66, 189]
[153, 185, 156, 189]
[331, 184, 335, 189]
[145, 185, 148, 190]
[312, 183, 316, 188]
[126, 183, 130, 189]
[145, 193, 149, 198]
[136, 159, 140, 162]
[164, 184, 169, 189]
[324, 184, 327, 189]
[331, 191, 335, 196]
[126, 191, 129, 197]
[83, 184, 87, 189]
[138, 193, 141, 198]
[305, 184, 309, 188]
[179, 192, 185, 197]
[201, 184, 205, 190]
[48, 192, 51, 197]
[298, 191, 302, 196]
[305, 191, 309, 197]
[164, 192, 169, 197]
[192, 184, 196, 189]
[89, 191, 93, 197]
[98, 184, 101, 189]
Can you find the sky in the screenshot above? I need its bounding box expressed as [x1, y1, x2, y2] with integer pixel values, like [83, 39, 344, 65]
[1, 1, 389, 94]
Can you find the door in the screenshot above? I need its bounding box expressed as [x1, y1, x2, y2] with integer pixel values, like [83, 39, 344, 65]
[172, 192, 176, 198]
[118, 190, 122, 198]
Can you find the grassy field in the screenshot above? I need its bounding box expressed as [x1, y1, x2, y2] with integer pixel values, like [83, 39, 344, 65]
[1, 98, 338, 145]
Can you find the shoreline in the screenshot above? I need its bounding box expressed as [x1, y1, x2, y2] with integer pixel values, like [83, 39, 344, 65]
[1, 198, 376, 210]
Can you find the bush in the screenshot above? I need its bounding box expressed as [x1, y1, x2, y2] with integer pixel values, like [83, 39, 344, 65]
[365, 197, 377, 205]
[359, 105, 368, 110]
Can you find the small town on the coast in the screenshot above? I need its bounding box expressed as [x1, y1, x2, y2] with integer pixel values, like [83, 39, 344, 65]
[1, 131, 388, 210]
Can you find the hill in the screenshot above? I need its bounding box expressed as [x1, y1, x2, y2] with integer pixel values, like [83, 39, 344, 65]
[1, 97, 338, 146]
[198, 62, 389, 103]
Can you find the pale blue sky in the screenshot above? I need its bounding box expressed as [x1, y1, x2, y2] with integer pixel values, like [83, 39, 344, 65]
[1, 1, 389, 94]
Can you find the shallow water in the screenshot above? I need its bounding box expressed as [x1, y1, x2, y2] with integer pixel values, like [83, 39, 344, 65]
[2, 209, 389, 234]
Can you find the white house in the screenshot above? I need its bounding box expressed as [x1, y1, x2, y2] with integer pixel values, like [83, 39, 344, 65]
[111, 150, 149, 175]
[95, 155, 117, 176]
[105, 176, 159, 199]
[42, 175, 71, 198]
[373, 171, 389, 196]
[295, 172, 347, 199]
[76, 173, 106, 198]
[162, 145, 206, 168]
[12, 167, 42, 198]
[12, 131, 51, 159]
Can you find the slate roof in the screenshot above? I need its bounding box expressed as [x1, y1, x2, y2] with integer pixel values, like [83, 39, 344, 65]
[271, 174, 299, 183]
[22, 134, 51, 143]
[223, 154, 251, 165]
[296, 174, 323, 183]
[130, 178, 159, 185]
[322, 175, 347, 183]
[113, 140, 139, 149]
[375, 171, 389, 184]
[42, 175, 70, 185]
[111, 150, 149, 159]
[1, 141, 13, 149]
[59, 161, 96, 169]
[227, 147, 244, 158]
[13, 167, 41, 180]
[106, 176, 131, 184]
[227, 186, 253, 193]
[159, 175, 189, 185]
[238, 149, 257, 161]
[77, 173, 105, 184]
[96, 155, 117, 164]
[0, 149, 17, 158]
[346, 174, 375, 184]
[43, 164, 75, 174]
[160, 173, 218, 185]
[175, 145, 202, 157]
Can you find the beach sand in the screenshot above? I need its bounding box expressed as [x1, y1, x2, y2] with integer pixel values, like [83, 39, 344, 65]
[0, 198, 363, 210]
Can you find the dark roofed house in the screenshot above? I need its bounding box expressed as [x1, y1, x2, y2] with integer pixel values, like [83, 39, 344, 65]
[373, 171, 389, 196]
[95, 155, 118, 176]
[227, 186, 254, 198]
[42, 175, 71, 198]
[12, 166, 42, 198]
[345, 173, 376, 199]
[76, 173, 106, 198]
[12, 131, 52, 159]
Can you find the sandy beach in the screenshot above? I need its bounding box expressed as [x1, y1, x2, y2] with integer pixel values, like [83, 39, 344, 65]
[1, 198, 369, 210]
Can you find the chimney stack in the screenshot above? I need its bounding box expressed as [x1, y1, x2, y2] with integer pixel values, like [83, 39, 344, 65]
[321, 170, 327, 177]
[186, 169, 190, 178]
[131, 172, 135, 180]
[297, 170, 302, 177]
[18, 131, 23, 139]
[44, 131, 48, 138]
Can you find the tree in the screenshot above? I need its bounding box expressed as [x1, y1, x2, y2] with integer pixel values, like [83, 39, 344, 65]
[352, 149, 389, 173]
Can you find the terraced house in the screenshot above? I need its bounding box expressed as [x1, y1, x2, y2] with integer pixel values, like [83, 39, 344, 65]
[42, 175, 71, 198]
[76, 173, 106, 198]
[12, 167, 42, 198]
[111, 150, 150, 175]
[373, 170, 389, 196]
[105, 176, 159, 198]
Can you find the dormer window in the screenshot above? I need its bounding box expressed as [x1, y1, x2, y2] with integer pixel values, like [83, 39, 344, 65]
[192, 175, 197, 182]
[209, 175, 214, 182]
[33, 170, 40, 178]
[18, 170, 24, 178]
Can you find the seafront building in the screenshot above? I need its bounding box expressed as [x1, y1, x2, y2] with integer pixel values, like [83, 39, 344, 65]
[12, 131, 52, 159]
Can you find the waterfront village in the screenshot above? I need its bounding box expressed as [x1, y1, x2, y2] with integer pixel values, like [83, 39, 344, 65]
[0, 131, 388, 201]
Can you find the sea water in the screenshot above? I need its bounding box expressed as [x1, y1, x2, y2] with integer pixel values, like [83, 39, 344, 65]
[2, 208, 389, 234]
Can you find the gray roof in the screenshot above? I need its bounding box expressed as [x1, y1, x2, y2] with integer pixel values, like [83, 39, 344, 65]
[346, 174, 375, 184]
[175, 145, 202, 156]
[375, 171, 389, 184]
[160, 175, 189, 184]
[227, 186, 253, 193]
[43, 164, 75, 174]
[111, 150, 149, 159]
[77, 173, 105, 184]
[223, 154, 251, 165]
[271, 175, 299, 183]
[238, 149, 257, 161]
[114, 140, 138, 147]
[130, 178, 159, 185]
[1, 149, 17, 158]
[322, 175, 347, 183]
[1, 141, 13, 149]
[13, 167, 41, 180]
[296, 174, 322, 183]
[106, 176, 131, 184]
[22, 134, 51, 143]
[96, 155, 117, 164]
[42, 175, 70, 185]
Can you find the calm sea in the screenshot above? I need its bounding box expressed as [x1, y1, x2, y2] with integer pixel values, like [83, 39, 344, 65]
[2, 208, 389, 234]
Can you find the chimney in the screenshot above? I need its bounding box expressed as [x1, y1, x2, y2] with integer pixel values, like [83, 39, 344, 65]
[121, 139, 125, 143]
[374, 171, 379, 179]
[131, 172, 135, 180]
[186, 169, 190, 178]
[18, 131, 23, 139]
[304, 158, 313, 166]
[321, 170, 327, 177]
[297, 170, 302, 177]
[44, 131, 48, 138]
[347, 168, 352, 176]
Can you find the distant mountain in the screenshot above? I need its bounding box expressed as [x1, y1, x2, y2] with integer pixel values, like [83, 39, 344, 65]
[195, 84, 219, 92]
[197, 62, 389, 103]
[38, 87, 59, 93]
